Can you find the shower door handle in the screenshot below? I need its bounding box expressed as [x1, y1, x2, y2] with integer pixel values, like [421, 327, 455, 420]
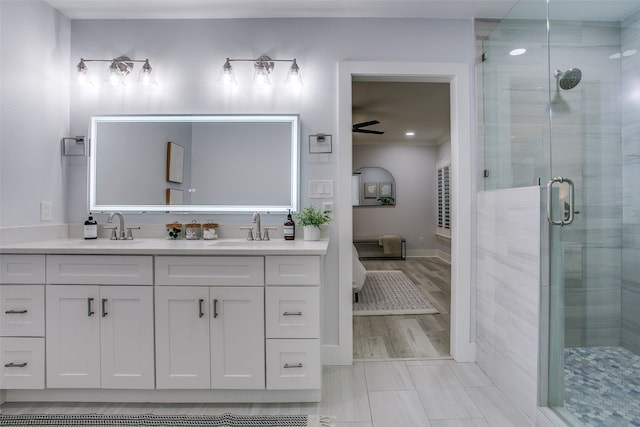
[547, 177, 575, 226]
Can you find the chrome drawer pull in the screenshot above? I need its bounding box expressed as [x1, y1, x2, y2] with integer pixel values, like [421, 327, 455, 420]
[283, 311, 303, 316]
[284, 363, 303, 369]
[4, 362, 27, 368]
[5, 309, 28, 314]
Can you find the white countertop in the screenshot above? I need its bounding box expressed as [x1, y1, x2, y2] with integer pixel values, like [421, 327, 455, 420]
[0, 238, 329, 256]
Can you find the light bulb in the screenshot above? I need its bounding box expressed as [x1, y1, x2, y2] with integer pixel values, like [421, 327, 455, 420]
[107, 61, 122, 86]
[76, 59, 91, 86]
[218, 59, 238, 87]
[284, 59, 303, 88]
[138, 59, 158, 87]
[252, 61, 271, 87]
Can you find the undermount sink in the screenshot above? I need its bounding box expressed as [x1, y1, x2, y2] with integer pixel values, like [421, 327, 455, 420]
[208, 239, 293, 247]
[55, 239, 146, 246]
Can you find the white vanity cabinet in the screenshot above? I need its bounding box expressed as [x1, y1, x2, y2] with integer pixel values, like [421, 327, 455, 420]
[45, 255, 154, 389]
[154, 256, 265, 390]
[0, 255, 46, 390]
[264, 256, 321, 390]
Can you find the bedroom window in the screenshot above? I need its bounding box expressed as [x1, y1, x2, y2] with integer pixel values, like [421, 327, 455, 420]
[437, 159, 451, 237]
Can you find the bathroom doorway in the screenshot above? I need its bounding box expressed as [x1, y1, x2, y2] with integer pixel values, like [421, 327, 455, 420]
[351, 79, 453, 360]
[336, 60, 475, 366]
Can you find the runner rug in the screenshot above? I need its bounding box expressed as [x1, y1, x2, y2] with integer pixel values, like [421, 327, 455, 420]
[353, 270, 439, 316]
[0, 413, 335, 426]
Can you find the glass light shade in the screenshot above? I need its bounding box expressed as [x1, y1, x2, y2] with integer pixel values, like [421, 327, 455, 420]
[251, 62, 271, 87]
[76, 60, 91, 86]
[106, 61, 124, 86]
[138, 60, 158, 87]
[284, 60, 303, 87]
[218, 60, 238, 86]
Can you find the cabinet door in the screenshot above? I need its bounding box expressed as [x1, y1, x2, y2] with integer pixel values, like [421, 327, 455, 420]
[210, 287, 264, 389]
[155, 286, 211, 389]
[0, 285, 45, 337]
[46, 285, 100, 388]
[99, 286, 154, 389]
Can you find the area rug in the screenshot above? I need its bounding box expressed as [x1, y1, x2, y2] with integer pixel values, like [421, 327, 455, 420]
[353, 270, 439, 316]
[0, 413, 335, 426]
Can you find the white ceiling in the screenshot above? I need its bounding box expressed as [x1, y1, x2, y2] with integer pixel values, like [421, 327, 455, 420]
[44, 0, 518, 20]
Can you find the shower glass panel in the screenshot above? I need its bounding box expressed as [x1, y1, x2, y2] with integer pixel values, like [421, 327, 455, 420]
[483, 0, 640, 425]
[547, 1, 640, 425]
[480, 1, 550, 191]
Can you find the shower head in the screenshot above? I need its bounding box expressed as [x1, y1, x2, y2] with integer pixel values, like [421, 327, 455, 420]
[555, 68, 582, 90]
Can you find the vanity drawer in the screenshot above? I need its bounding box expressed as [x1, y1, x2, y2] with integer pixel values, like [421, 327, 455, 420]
[265, 256, 320, 286]
[155, 256, 264, 286]
[0, 285, 45, 337]
[266, 287, 319, 338]
[0, 255, 45, 284]
[46, 255, 153, 285]
[266, 339, 320, 390]
[0, 337, 45, 389]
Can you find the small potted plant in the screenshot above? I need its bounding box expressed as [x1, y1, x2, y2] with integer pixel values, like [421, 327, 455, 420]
[294, 205, 332, 241]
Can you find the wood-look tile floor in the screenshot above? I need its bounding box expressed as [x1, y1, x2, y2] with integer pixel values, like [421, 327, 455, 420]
[354, 257, 451, 360]
[0, 360, 535, 426]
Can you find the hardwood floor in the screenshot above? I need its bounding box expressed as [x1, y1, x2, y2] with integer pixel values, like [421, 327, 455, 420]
[353, 257, 451, 360]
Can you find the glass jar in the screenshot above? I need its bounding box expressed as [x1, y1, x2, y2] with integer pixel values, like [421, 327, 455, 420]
[185, 220, 202, 240]
[165, 222, 183, 240]
[203, 222, 219, 240]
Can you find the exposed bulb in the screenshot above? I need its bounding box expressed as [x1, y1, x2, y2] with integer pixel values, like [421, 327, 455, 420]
[218, 59, 238, 87]
[284, 59, 303, 88]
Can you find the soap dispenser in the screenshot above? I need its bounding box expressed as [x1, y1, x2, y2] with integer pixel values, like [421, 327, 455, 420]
[284, 209, 295, 240]
[84, 213, 98, 240]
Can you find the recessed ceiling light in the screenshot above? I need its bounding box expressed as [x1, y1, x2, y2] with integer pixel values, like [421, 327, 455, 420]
[609, 52, 622, 59]
[623, 49, 638, 57]
[509, 48, 526, 56]
[405, 131, 415, 137]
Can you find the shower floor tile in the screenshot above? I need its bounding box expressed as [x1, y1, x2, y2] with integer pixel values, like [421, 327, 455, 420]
[564, 346, 640, 427]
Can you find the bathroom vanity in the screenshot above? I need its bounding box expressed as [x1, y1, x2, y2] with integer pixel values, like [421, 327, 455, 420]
[0, 238, 327, 403]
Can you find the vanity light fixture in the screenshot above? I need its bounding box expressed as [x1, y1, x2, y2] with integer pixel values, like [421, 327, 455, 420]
[219, 55, 303, 88]
[76, 56, 157, 87]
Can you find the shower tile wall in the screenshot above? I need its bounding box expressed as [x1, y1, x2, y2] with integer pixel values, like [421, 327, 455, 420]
[549, 20, 623, 348]
[481, 18, 624, 349]
[622, 10, 640, 356]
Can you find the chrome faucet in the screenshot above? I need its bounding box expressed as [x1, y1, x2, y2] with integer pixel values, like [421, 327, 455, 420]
[107, 212, 126, 240]
[252, 212, 262, 241]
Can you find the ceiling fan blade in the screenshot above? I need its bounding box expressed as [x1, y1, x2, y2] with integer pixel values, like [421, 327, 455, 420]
[353, 129, 385, 135]
[352, 120, 380, 129]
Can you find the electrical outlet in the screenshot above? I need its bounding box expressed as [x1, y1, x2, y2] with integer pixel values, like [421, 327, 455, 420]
[40, 201, 52, 222]
[418, 236, 424, 244]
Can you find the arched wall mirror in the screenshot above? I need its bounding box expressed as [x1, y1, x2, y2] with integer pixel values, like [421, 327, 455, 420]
[352, 166, 396, 206]
[88, 114, 299, 213]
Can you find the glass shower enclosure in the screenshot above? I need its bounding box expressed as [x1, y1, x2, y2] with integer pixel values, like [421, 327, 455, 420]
[482, 0, 640, 425]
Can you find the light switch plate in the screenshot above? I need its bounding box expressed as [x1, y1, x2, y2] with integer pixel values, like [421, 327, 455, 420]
[308, 180, 334, 198]
[40, 201, 52, 222]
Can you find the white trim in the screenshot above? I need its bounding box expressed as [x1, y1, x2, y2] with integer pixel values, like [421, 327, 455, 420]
[338, 61, 476, 365]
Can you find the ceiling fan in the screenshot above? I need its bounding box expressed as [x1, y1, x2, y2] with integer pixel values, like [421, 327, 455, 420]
[352, 120, 384, 135]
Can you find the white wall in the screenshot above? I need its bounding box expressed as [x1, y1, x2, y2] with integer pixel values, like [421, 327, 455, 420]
[353, 144, 438, 254]
[0, 0, 70, 227]
[64, 17, 476, 352]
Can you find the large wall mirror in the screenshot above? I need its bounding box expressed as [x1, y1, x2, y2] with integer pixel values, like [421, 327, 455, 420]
[89, 114, 299, 213]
